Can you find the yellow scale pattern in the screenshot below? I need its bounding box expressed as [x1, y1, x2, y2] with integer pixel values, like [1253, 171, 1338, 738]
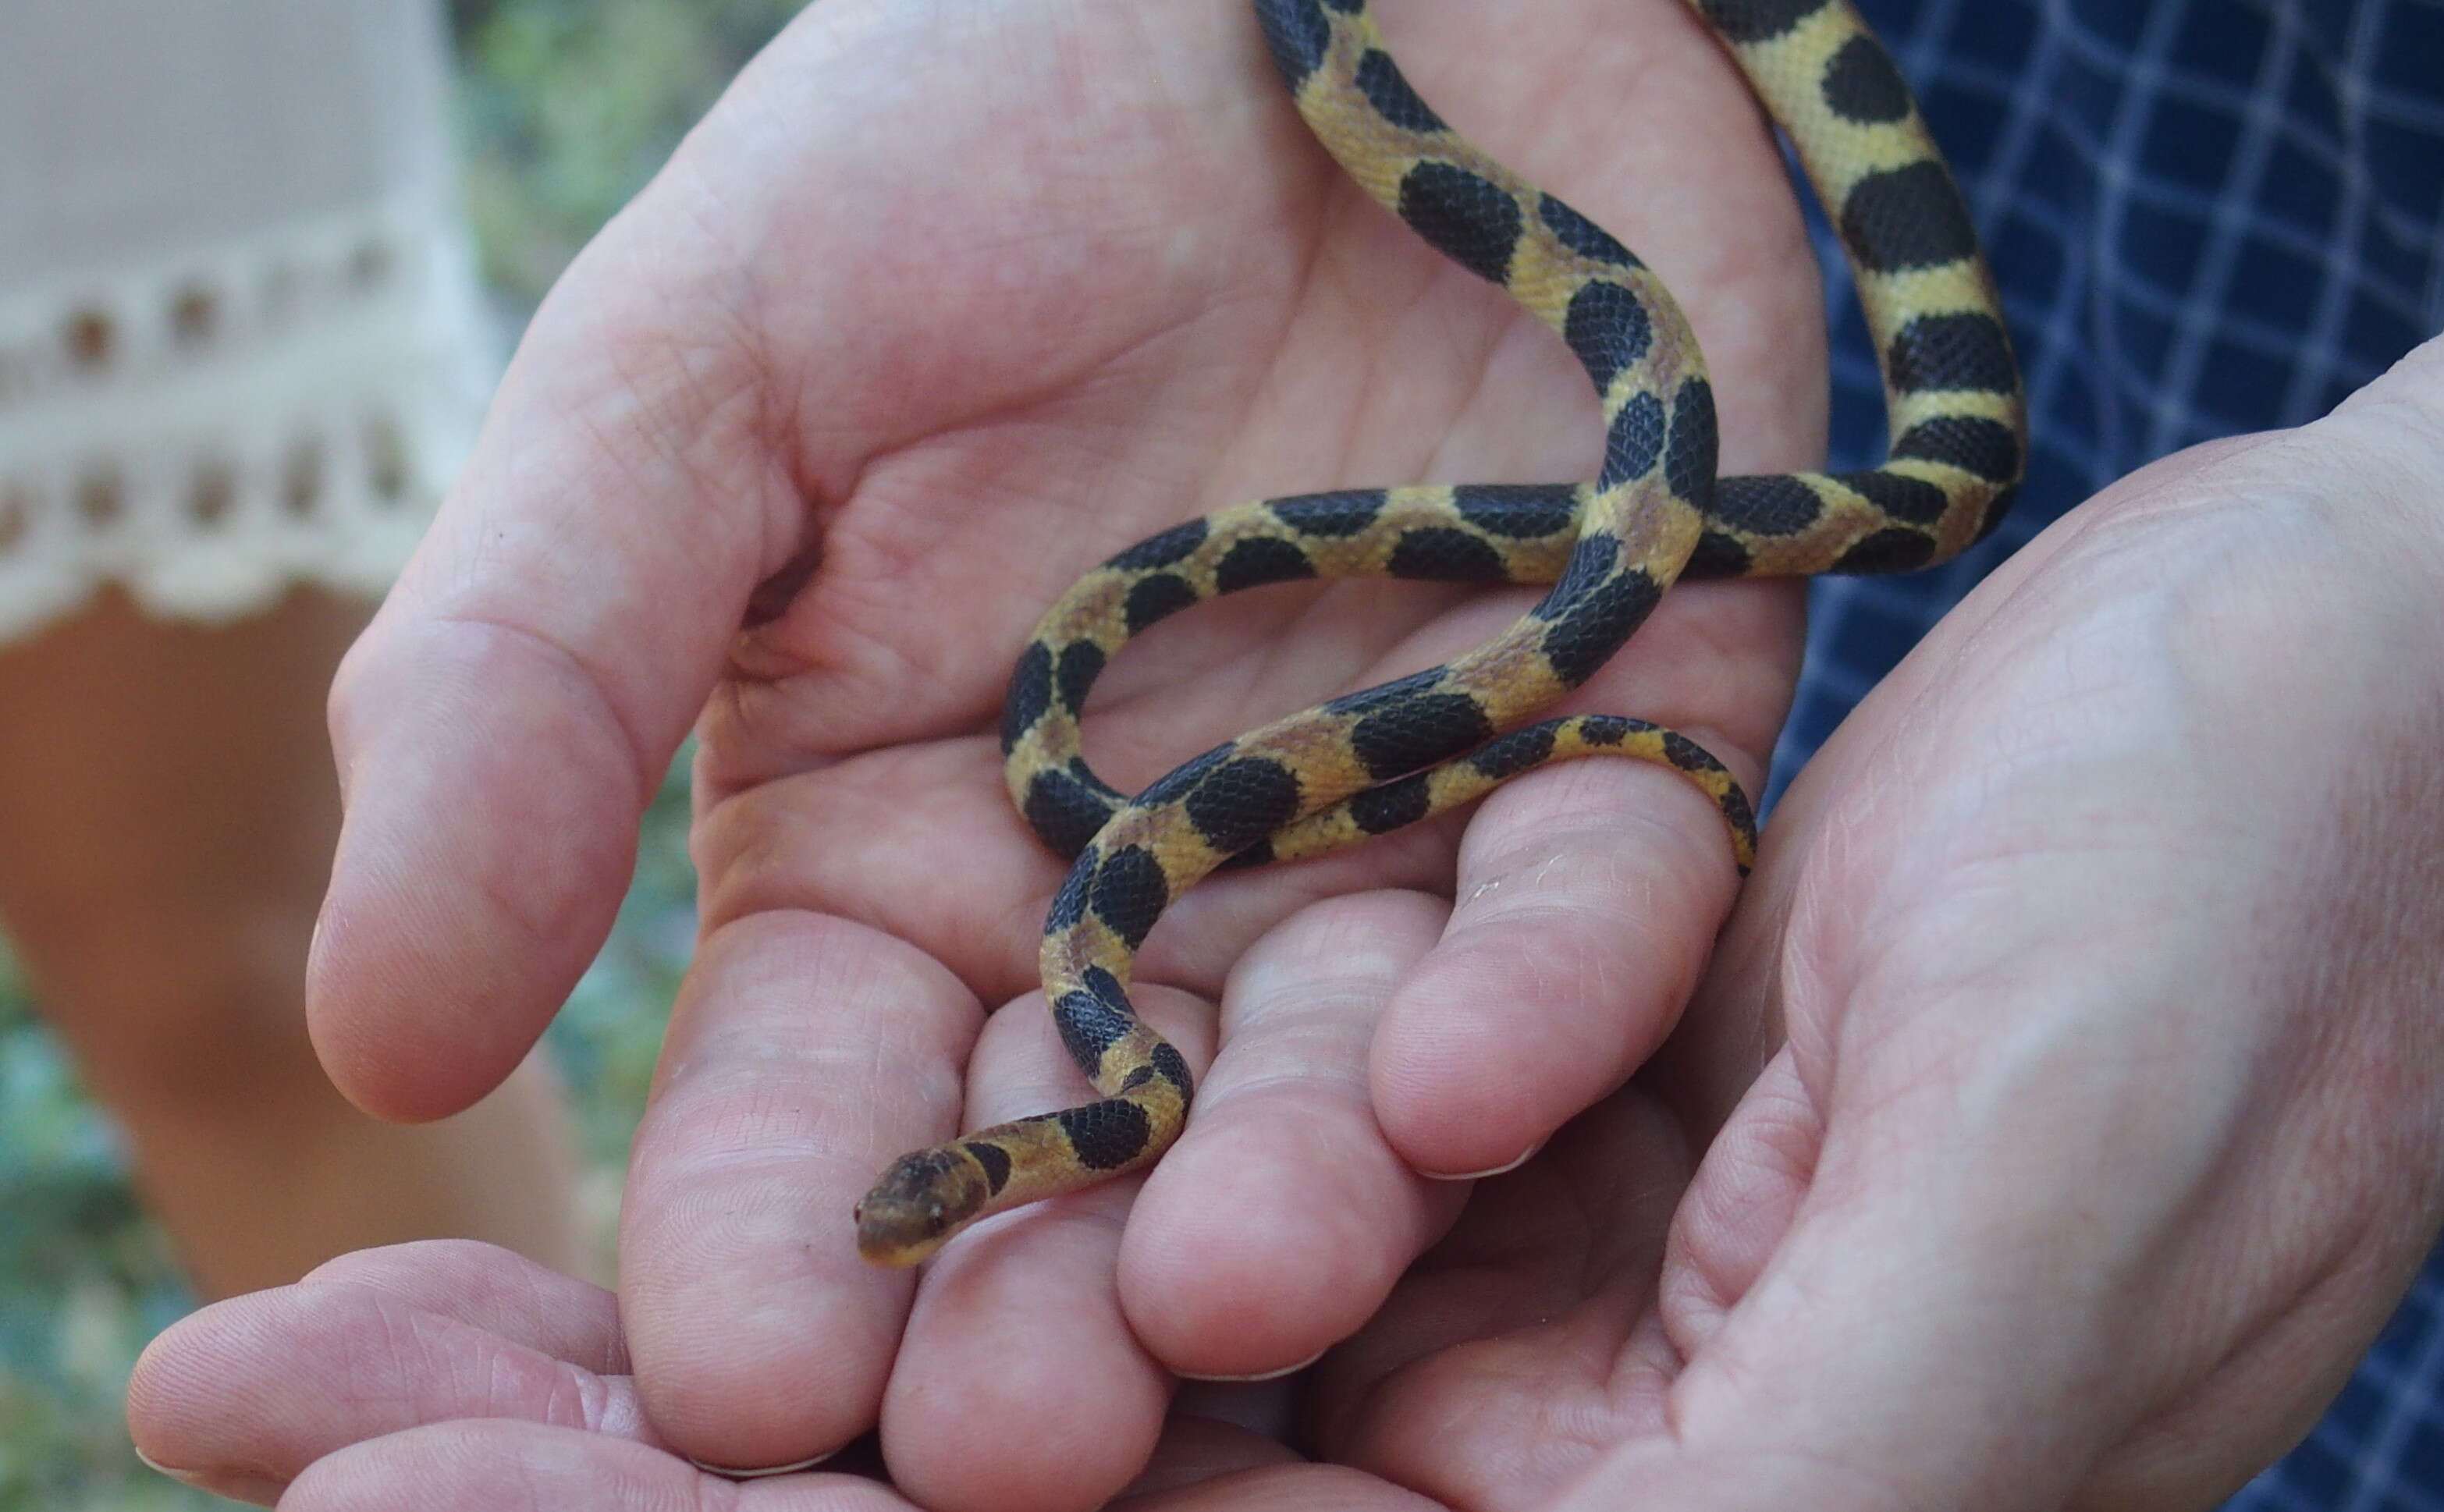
[854, 0, 2026, 1268]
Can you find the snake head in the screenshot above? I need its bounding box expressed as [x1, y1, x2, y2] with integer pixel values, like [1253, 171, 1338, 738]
[854, 1147, 991, 1268]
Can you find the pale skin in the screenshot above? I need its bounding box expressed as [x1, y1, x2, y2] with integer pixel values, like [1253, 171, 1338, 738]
[126, 0, 2444, 1507]
[0, 587, 584, 1300]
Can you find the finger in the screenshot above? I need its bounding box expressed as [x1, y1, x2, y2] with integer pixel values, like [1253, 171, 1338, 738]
[277, 1421, 1416, 1512]
[1560, 1146, 2117, 1508]
[1313, 1089, 1694, 1507]
[1352, 0, 1830, 1180]
[126, 1265, 653, 1507]
[1121, 891, 1469, 1378]
[311, 222, 801, 1120]
[1124, 1415, 1304, 1504]
[299, 1239, 630, 1372]
[1123, 1461, 1440, 1512]
[277, 1421, 911, 1512]
[616, 910, 974, 1471]
[879, 982, 1219, 1512]
[1367, 591, 1773, 1177]
[1566, 917, 2242, 1510]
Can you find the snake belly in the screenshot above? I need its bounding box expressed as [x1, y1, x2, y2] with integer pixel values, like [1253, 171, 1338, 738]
[854, 0, 2027, 1268]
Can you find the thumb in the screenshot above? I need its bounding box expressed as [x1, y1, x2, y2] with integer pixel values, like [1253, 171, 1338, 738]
[310, 193, 802, 1121]
[1569, 1056, 2141, 1510]
[1588, 939, 2265, 1510]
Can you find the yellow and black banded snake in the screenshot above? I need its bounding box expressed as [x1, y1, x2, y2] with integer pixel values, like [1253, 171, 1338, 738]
[856, 0, 2027, 1267]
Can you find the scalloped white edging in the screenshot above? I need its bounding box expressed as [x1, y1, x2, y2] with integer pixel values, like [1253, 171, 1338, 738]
[0, 190, 492, 639]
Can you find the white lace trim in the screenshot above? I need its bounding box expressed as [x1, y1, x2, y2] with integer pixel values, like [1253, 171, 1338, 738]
[0, 190, 492, 643]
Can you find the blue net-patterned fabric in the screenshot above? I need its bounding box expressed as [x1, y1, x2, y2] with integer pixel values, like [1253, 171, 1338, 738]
[1778, 0, 2444, 1502]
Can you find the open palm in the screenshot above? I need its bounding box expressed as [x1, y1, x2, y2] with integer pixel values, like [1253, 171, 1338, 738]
[239, 0, 1831, 1502]
[123, 2, 2444, 1505]
[127, 381, 2444, 1507]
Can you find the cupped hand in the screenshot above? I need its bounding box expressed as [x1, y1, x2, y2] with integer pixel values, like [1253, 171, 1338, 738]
[128, 342, 2444, 1504]
[1292, 339, 2444, 1510]
[298, 0, 1828, 1500]
[120, 1239, 1353, 1510]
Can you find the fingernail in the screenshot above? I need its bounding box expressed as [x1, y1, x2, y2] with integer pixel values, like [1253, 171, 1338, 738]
[1176, 1347, 1327, 1384]
[688, 1449, 837, 1479]
[1419, 1139, 1544, 1181]
[130, 1446, 191, 1482]
[133, 1446, 284, 1505]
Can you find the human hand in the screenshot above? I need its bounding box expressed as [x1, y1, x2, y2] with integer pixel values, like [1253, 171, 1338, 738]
[134, 332, 2444, 1503]
[303, 0, 1828, 1499]
[121, 1238, 1339, 1509]
[1281, 337, 2444, 1509]
[133, 385, 2444, 1508]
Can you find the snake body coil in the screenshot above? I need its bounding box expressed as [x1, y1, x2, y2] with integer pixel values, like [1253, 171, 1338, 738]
[856, 0, 2027, 1267]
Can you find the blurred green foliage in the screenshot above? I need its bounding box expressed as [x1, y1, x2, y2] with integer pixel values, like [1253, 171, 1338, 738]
[455, 0, 808, 305]
[0, 2, 798, 1505]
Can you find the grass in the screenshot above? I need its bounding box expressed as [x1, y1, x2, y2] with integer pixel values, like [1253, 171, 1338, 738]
[0, 3, 797, 1505]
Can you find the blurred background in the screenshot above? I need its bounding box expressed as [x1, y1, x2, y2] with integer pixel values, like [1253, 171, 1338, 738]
[0, 2, 797, 1504]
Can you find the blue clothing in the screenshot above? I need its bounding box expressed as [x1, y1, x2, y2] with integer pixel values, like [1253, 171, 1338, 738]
[1786, 0, 2444, 1500]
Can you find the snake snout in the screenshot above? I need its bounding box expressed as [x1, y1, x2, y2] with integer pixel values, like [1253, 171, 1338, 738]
[854, 1147, 989, 1268]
